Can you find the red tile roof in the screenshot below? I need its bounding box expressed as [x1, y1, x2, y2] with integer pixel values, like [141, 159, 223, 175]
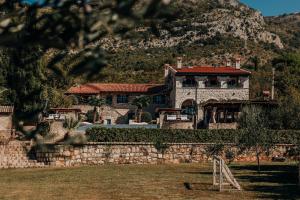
[50, 108, 82, 112]
[173, 66, 251, 75]
[66, 83, 165, 95]
[0, 106, 14, 113]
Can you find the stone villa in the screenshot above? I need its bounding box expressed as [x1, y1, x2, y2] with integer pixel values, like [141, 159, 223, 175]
[66, 83, 168, 125]
[66, 58, 252, 129]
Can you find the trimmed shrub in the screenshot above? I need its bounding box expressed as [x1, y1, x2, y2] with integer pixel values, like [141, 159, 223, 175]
[141, 112, 152, 123]
[86, 127, 300, 144]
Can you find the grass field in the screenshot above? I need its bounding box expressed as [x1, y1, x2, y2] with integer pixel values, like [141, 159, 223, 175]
[0, 162, 299, 200]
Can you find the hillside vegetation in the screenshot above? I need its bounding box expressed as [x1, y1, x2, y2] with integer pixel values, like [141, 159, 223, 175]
[1, 0, 300, 124]
[88, 0, 289, 84]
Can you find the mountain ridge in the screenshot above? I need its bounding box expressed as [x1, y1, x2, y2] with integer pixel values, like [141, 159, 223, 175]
[71, 0, 298, 84]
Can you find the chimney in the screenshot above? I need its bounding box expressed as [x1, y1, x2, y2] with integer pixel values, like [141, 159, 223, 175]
[235, 57, 241, 69]
[177, 57, 183, 69]
[164, 64, 170, 78]
[226, 59, 231, 67]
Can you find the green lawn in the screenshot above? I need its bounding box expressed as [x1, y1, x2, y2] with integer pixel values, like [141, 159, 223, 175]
[0, 162, 299, 200]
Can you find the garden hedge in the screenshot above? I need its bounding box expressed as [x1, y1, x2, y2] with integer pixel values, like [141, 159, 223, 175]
[86, 127, 300, 144]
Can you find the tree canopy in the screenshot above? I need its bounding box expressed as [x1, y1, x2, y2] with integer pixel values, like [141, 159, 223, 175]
[0, 0, 174, 120]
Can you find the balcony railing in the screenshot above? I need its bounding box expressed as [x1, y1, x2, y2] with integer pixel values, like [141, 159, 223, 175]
[227, 82, 244, 89]
[166, 115, 192, 121]
[45, 114, 67, 121]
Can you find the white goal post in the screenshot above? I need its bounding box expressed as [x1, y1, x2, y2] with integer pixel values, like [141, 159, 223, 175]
[213, 155, 242, 191]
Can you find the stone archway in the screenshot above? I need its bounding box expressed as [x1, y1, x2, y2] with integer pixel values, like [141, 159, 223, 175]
[181, 99, 197, 115]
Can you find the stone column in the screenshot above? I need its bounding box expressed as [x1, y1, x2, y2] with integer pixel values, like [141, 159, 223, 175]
[211, 107, 217, 123]
[197, 106, 204, 122]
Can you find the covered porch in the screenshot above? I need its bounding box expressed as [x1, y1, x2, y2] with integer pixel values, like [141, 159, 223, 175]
[202, 101, 243, 129]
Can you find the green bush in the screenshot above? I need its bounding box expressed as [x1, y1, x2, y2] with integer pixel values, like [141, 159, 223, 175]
[86, 128, 239, 143]
[86, 128, 300, 144]
[141, 112, 152, 123]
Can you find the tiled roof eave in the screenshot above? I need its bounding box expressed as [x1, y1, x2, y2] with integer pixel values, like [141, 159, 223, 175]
[66, 83, 166, 95]
[66, 91, 158, 94]
[65, 92, 99, 95]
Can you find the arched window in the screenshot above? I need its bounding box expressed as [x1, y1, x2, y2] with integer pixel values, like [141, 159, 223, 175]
[181, 99, 197, 115]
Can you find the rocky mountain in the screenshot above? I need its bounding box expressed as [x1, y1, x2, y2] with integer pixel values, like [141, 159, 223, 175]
[100, 0, 282, 50]
[82, 0, 297, 83]
[265, 12, 300, 50]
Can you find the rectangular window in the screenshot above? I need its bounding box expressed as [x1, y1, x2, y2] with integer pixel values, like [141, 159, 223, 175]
[153, 95, 166, 104]
[106, 95, 113, 105]
[227, 76, 241, 88]
[182, 76, 197, 87]
[117, 95, 129, 104]
[205, 76, 220, 88]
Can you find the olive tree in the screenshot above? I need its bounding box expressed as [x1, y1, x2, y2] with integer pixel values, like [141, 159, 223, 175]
[238, 105, 273, 173]
[0, 0, 174, 117]
[0, 0, 174, 138]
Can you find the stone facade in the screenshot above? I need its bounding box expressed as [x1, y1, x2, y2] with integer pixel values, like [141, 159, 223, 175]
[162, 65, 251, 128]
[161, 121, 194, 129]
[73, 96, 167, 124]
[208, 122, 238, 130]
[175, 88, 249, 108]
[172, 75, 250, 108]
[100, 105, 129, 124]
[0, 114, 12, 130]
[0, 141, 297, 169]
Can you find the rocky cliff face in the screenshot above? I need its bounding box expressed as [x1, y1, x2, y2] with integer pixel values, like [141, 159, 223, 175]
[265, 12, 300, 50]
[99, 0, 283, 51]
[79, 0, 295, 83]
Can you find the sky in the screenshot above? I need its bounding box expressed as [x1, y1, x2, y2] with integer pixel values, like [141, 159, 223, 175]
[22, 0, 300, 16]
[240, 0, 300, 16]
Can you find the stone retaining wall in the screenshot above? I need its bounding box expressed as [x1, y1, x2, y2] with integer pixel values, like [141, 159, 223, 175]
[35, 143, 297, 167]
[0, 141, 45, 168]
[0, 141, 298, 169]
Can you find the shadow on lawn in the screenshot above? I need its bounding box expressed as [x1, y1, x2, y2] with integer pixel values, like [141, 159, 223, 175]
[184, 182, 217, 192]
[231, 164, 300, 199]
[184, 164, 299, 199]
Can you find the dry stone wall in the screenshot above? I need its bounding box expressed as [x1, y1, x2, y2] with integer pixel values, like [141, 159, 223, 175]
[0, 141, 45, 169]
[35, 143, 296, 167]
[0, 142, 298, 169]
